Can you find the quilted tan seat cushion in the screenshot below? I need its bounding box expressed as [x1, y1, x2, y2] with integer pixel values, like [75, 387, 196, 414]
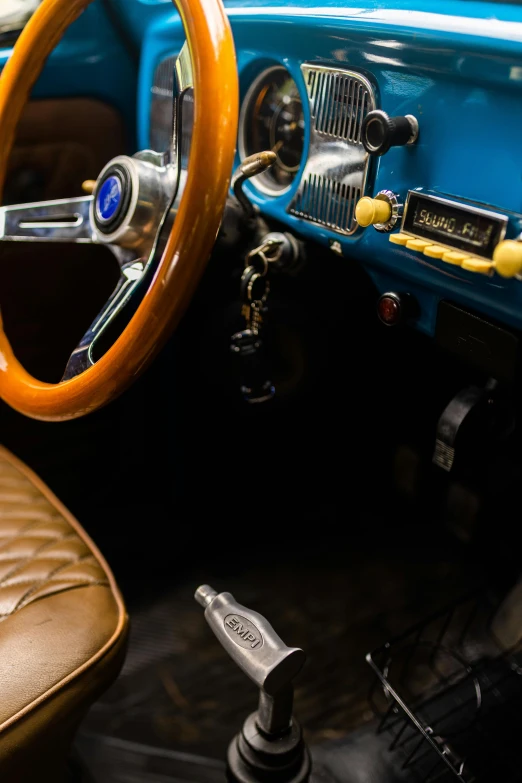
[0, 446, 128, 781]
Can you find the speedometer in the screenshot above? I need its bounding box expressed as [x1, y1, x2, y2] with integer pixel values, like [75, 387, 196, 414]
[239, 66, 305, 196]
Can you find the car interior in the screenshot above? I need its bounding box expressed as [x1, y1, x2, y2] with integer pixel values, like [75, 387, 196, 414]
[0, 1, 522, 782]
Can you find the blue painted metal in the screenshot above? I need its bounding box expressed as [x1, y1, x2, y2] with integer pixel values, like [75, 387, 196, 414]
[136, 0, 522, 336]
[0, 1, 137, 147]
[109, 0, 174, 48]
[7, 0, 522, 336]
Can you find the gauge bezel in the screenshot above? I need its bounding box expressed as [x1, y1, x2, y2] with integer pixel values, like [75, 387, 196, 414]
[238, 64, 305, 198]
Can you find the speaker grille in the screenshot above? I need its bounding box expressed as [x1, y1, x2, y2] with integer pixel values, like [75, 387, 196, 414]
[292, 175, 362, 234]
[289, 65, 376, 236]
[309, 69, 371, 142]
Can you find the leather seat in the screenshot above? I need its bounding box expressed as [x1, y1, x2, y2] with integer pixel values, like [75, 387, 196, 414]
[0, 446, 128, 782]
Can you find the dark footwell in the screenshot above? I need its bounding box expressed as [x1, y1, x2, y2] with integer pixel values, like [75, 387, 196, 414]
[77, 538, 483, 782]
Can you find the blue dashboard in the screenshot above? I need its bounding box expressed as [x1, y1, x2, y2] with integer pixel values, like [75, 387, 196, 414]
[7, 0, 522, 340]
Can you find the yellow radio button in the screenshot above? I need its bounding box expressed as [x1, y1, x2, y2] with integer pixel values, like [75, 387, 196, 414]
[492, 240, 522, 278]
[355, 196, 392, 227]
[442, 251, 468, 266]
[423, 245, 446, 259]
[389, 233, 410, 246]
[461, 258, 493, 275]
[406, 238, 431, 251]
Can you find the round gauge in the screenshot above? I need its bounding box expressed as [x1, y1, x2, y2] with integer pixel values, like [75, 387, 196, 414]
[239, 66, 305, 195]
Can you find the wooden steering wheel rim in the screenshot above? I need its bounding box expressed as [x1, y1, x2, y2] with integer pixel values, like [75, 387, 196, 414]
[0, 0, 238, 421]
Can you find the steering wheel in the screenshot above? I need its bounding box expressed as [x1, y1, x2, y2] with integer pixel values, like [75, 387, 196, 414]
[0, 0, 238, 421]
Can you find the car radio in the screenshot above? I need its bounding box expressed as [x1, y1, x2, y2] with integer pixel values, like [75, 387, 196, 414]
[356, 190, 522, 279]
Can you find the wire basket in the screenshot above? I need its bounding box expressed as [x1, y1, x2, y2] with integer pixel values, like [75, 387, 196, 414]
[367, 590, 522, 783]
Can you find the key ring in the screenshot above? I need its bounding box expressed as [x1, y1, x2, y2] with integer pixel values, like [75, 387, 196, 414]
[245, 237, 284, 276]
[246, 248, 269, 277]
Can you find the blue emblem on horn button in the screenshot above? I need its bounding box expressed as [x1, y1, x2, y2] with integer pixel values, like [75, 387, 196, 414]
[97, 175, 122, 223]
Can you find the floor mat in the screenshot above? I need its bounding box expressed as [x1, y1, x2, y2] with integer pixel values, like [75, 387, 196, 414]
[80, 544, 478, 771]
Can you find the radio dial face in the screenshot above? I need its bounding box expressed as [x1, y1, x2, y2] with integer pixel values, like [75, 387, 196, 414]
[401, 192, 508, 261]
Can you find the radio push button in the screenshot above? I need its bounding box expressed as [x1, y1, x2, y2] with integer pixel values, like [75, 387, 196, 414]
[423, 245, 446, 259]
[461, 258, 493, 275]
[389, 233, 410, 246]
[406, 238, 431, 251]
[492, 240, 522, 278]
[441, 251, 468, 266]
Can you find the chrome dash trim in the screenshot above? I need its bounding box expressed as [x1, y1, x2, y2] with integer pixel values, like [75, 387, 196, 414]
[289, 64, 377, 236]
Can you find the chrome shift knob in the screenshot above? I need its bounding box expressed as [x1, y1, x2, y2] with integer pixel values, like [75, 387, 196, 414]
[195, 585, 305, 695]
[195, 585, 311, 783]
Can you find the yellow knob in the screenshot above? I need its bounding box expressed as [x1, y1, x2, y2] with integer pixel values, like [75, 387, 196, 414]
[355, 196, 392, 227]
[82, 180, 97, 195]
[493, 240, 522, 278]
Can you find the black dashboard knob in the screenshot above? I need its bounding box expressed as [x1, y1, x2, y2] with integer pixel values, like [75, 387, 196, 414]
[362, 110, 419, 156]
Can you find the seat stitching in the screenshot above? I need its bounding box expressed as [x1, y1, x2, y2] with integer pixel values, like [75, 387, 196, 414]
[0, 518, 54, 554]
[9, 553, 96, 615]
[0, 579, 110, 619]
[0, 574, 104, 593]
[0, 561, 99, 588]
[0, 515, 64, 545]
[0, 532, 78, 585]
[0, 448, 127, 737]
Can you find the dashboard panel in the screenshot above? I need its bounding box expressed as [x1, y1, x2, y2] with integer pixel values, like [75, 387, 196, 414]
[139, 0, 522, 341]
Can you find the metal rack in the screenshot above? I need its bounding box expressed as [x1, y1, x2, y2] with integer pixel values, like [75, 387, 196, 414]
[367, 591, 522, 782]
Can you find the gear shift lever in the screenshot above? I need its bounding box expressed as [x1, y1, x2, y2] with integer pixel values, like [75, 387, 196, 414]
[195, 585, 311, 783]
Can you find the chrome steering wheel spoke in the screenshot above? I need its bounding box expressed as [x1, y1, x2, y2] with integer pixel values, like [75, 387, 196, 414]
[0, 196, 95, 242]
[62, 256, 146, 380]
[60, 44, 194, 381]
[0, 44, 194, 382]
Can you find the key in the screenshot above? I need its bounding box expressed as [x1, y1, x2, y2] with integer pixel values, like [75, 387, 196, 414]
[231, 246, 274, 404]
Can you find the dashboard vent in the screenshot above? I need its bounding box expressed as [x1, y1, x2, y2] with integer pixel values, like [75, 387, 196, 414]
[289, 65, 376, 236]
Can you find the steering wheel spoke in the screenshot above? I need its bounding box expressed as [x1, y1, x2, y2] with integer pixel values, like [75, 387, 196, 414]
[62, 257, 146, 380]
[0, 0, 238, 420]
[170, 41, 193, 165]
[62, 176, 181, 380]
[0, 196, 95, 242]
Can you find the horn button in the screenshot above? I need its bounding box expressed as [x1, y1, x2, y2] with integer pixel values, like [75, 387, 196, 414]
[94, 164, 132, 234]
[91, 154, 176, 252]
